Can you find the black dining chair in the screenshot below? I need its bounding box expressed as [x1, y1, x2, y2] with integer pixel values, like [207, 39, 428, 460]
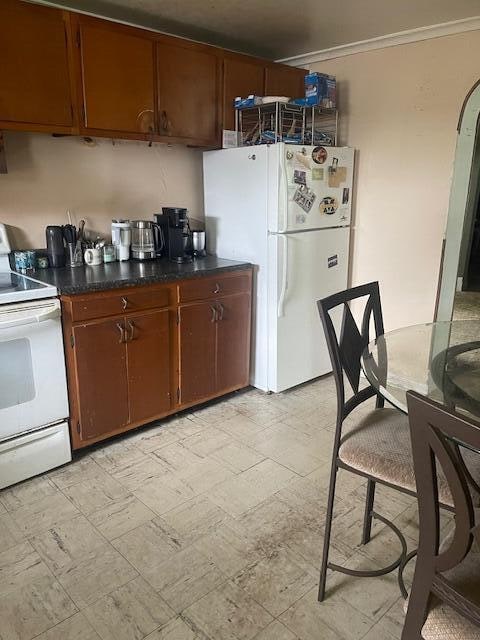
[403, 391, 480, 639]
[316, 281, 414, 601]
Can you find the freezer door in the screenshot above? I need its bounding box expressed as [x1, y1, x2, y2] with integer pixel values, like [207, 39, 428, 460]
[268, 227, 350, 392]
[270, 144, 354, 233]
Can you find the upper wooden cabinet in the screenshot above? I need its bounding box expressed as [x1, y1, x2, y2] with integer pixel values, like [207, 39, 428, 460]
[265, 64, 305, 99]
[222, 55, 265, 131]
[76, 16, 155, 136]
[0, 0, 75, 132]
[157, 38, 220, 146]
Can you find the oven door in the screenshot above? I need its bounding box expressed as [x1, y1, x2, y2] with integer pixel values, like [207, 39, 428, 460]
[0, 298, 69, 441]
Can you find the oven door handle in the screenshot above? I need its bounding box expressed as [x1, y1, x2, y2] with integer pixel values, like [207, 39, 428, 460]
[0, 304, 61, 330]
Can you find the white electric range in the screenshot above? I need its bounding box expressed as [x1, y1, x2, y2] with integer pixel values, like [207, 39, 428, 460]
[0, 223, 71, 489]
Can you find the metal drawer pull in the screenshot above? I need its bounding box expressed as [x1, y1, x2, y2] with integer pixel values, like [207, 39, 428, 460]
[127, 320, 135, 341]
[217, 302, 224, 321]
[213, 283, 220, 294]
[121, 297, 128, 310]
[116, 323, 125, 343]
[210, 305, 217, 323]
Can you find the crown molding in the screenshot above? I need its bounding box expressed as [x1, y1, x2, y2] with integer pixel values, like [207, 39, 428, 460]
[278, 16, 480, 67]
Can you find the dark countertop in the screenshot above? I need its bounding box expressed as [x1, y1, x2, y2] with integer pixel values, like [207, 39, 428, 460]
[32, 256, 252, 295]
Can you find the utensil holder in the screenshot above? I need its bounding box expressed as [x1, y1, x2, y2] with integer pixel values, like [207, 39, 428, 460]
[67, 241, 83, 267]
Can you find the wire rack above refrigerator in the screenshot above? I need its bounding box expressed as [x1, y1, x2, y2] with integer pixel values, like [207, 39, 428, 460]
[235, 102, 338, 147]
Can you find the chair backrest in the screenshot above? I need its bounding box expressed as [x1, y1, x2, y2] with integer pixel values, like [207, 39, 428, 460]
[403, 391, 480, 639]
[317, 281, 385, 423]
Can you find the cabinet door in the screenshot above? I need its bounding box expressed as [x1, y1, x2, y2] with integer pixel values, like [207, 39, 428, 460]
[157, 39, 220, 145]
[126, 310, 171, 424]
[73, 318, 129, 442]
[0, 0, 73, 129]
[223, 55, 265, 131]
[264, 64, 305, 99]
[216, 293, 251, 393]
[78, 17, 155, 135]
[179, 302, 217, 405]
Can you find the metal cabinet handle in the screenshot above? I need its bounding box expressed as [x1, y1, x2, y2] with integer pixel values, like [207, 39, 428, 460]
[213, 283, 220, 294]
[210, 305, 217, 323]
[116, 322, 125, 343]
[217, 302, 224, 321]
[121, 297, 128, 310]
[127, 320, 135, 341]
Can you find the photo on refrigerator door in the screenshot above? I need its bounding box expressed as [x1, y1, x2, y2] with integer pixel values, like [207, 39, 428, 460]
[283, 145, 354, 231]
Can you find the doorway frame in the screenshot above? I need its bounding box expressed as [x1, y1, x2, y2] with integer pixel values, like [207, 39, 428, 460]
[436, 80, 480, 321]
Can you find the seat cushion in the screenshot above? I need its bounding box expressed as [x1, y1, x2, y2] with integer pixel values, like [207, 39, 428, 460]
[422, 538, 480, 639]
[338, 408, 480, 507]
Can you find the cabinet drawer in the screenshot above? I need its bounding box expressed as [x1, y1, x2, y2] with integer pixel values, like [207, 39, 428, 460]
[69, 287, 171, 322]
[178, 272, 251, 303]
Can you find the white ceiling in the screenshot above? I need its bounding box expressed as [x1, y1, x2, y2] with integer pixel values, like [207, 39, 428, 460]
[39, 0, 480, 59]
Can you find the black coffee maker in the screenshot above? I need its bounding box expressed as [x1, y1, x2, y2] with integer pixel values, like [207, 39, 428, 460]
[155, 208, 192, 263]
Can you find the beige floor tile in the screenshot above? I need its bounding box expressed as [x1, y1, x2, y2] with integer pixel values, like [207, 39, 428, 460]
[217, 413, 270, 442]
[160, 416, 205, 440]
[0, 572, 77, 640]
[112, 519, 186, 576]
[48, 456, 103, 490]
[190, 401, 240, 425]
[10, 492, 79, 537]
[279, 587, 373, 640]
[193, 521, 263, 577]
[127, 422, 182, 453]
[0, 541, 51, 598]
[62, 474, 130, 517]
[160, 495, 230, 546]
[253, 620, 299, 640]
[183, 580, 273, 640]
[360, 622, 397, 640]
[0, 476, 59, 511]
[34, 612, 101, 640]
[145, 617, 199, 640]
[147, 545, 226, 613]
[133, 476, 194, 516]
[90, 441, 147, 475]
[233, 546, 316, 616]
[112, 456, 168, 492]
[55, 544, 138, 609]
[275, 473, 328, 516]
[0, 511, 25, 553]
[367, 596, 405, 638]
[30, 515, 106, 575]
[84, 576, 174, 640]
[209, 440, 265, 473]
[87, 494, 155, 540]
[250, 425, 323, 476]
[182, 426, 231, 457]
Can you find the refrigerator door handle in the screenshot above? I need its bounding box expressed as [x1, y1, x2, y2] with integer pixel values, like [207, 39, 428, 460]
[277, 234, 289, 318]
[278, 148, 289, 233]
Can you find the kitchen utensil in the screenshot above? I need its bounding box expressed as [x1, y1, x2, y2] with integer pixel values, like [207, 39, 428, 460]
[46, 225, 66, 268]
[103, 244, 116, 263]
[84, 247, 102, 266]
[111, 220, 131, 261]
[192, 230, 206, 258]
[13, 250, 36, 274]
[131, 220, 163, 260]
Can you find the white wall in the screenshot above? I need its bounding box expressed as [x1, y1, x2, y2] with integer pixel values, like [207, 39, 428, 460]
[311, 29, 480, 330]
[0, 132, 204, 249]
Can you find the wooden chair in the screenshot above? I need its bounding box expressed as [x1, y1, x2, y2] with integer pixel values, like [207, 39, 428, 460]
[317, 282, 413, 601]
[403, 391, 480, 640]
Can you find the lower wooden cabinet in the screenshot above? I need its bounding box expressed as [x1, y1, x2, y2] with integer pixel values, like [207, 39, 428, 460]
[62, 269, 252, 449]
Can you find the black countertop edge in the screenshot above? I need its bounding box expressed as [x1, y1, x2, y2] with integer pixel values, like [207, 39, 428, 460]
[29, 256, 253, 295]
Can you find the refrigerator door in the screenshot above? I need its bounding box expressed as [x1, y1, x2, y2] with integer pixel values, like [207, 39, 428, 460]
[204, 145, 270, 391]
[268, 144, 354, 233]
[268, 226, 350, 392]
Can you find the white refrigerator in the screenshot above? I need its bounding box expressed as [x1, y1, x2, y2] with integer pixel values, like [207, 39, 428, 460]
[204, 143, 354, 393]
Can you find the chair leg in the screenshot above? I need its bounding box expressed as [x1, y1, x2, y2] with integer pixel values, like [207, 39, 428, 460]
[361, 478, 376, 545]
[318, 462, 339, 602]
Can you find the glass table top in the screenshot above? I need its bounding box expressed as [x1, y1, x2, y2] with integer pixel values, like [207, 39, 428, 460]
[362, 320, 480, 423]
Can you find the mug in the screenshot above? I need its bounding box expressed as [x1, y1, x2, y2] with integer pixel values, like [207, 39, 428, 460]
[14, 250, 36, 274]
[84, 247, 102, 266]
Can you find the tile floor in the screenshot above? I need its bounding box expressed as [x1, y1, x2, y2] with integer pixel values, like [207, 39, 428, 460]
[0, 375, 430, 640]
